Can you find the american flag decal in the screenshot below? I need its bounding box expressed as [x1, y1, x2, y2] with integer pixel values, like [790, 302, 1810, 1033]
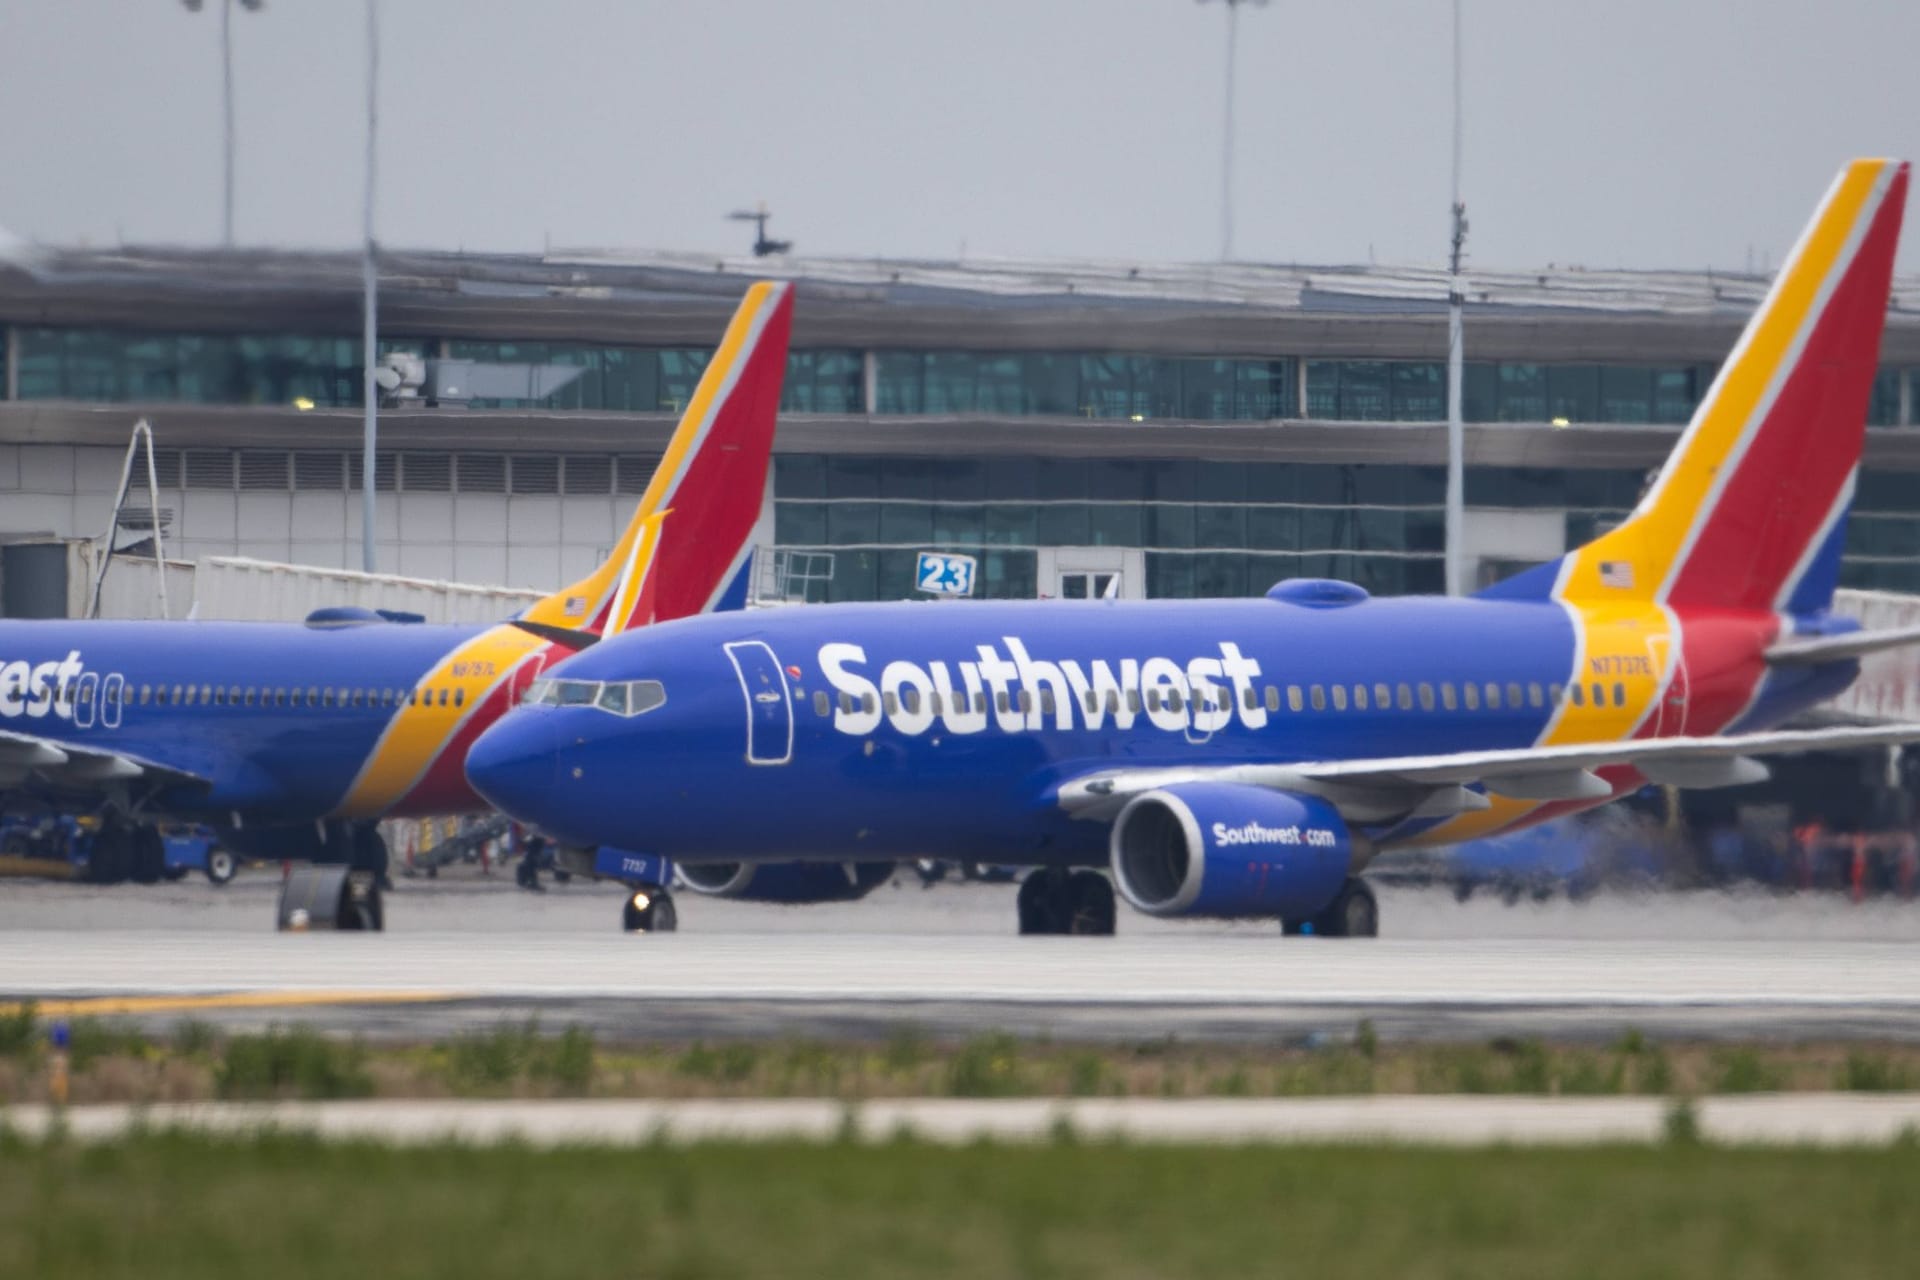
[564, 595, 587, 615]
[1599, 561, 1635, 589]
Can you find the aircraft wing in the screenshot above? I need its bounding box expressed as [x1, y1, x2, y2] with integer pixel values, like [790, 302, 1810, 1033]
[0, 725, 207, 787]
[1055, 723, 1920, 824]
[1764, 625, 1920, 665]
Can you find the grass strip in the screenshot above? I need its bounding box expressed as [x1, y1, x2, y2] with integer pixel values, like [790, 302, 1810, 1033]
[1, 1128, 1916, 1279]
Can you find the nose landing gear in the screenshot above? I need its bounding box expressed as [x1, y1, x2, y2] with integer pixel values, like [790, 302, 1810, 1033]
[621, 884, 678, 933]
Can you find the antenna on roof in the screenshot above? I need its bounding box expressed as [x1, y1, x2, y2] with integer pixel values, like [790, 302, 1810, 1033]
[726, 203, 792, 257]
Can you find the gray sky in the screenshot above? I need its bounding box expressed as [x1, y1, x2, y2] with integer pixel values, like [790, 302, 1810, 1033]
[5, 1, 1920, 273]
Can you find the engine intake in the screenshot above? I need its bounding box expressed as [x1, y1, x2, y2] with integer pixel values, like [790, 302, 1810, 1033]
[1111, 783, 1353, 919]
[676, 859, 895, 904]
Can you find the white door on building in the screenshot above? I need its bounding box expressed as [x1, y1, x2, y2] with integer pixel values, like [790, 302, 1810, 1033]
[1037, 547, 1145, 600]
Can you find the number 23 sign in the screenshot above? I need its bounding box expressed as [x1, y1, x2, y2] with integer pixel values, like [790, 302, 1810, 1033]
[915, 552, 976, 598]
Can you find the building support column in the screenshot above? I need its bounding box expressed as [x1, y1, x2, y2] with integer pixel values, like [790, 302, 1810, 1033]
[862, 350, 878, 416]
[3, 325, 16, 401]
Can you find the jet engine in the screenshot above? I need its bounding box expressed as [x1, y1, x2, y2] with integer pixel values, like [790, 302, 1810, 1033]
[1110, 782, 1354, 919]
[675, 859, 895, 904]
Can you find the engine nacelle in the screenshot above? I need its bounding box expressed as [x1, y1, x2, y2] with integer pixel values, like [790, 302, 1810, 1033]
[1110, 783, 1353, 919]
[676, 859, 895, 904]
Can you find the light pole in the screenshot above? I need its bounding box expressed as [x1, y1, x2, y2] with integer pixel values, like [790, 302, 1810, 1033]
[1443, 0, 1468, 596]
[181, 0, 265, 247]
[1198, 0, 1266, 261]
[361, 0, 380, 573]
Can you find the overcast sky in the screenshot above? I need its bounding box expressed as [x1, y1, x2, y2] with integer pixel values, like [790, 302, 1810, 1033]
[4, 1, 1918, 274]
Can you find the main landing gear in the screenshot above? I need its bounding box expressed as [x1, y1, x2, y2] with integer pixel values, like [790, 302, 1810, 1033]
[1017, 868, 1117, 936]
[621, 883, 678, 933]
[1283, 877, 1379, 939]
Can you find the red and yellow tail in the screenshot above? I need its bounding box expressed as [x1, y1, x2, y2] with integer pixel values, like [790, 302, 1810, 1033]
[1488, 159, 1909, 617]
[522, 280, 794, 635]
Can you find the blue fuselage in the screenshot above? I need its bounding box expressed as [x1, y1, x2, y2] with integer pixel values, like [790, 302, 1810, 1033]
[465, 593, 1853, 865]
[0, 618, 490, 821]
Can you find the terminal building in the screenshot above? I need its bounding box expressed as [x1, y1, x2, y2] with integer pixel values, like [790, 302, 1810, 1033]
[3, 243, 1920, 616]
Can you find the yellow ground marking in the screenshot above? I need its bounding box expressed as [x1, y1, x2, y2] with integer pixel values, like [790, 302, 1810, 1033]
[0, 855, 79, 880]
[1559, 161, 1886, 603]
[0, 989, 459, 1019]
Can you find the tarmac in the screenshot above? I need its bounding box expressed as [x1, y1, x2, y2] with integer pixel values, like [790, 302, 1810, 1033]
[3, 871, 1918, 1043]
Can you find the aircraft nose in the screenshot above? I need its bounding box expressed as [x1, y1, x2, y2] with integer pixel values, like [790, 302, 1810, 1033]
[466, 713, 562, 826]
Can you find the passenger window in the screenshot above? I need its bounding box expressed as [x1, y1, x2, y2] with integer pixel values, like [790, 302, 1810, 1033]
[1241, 686, 1255, 711]
[212, 687, 224, 707]
[1018, 690, 1033, 715]
[1330, 685, 1348, 712]
[883, 691, 899, 716]
[1144, 689, 1161, 713]
[1485, 683, 1501, 709]
[1441, 683, 1457, 711]
[1613, 682, 1626, 707]
[454, 688, 466, 708]
[1591, 682, 1605, 706]
[1166, 689, 1184, 713]
[1287, 686, 1303, 712]
[137, 685, 150, 705]
[1418, 683, 1435, 711]
[1354, 684, 1369, 711]
[172, 685, 184, 705]
[1082, 691, 1099, 715]
[307, 687, 320, 708]
[1310, 685, 1326, 712]
[1528, 682, 1544, 708]
[903, 688, 923, 715]
[230, 685, 242, 704]
[1264, 685, 1280, 712]
[200, 685, 213, 704]
[1505, 682, 1523, 709]
[1463, 682, 1480, 710]
[1570, 683, 1585, 707]
[242, 688, 254, 707]
[1105, 691, 1119, 714]
[1127, 690, 1142, 714]
[813, 691, 830, 717]
[323, 689, 336, 708]
[997, 690, 1013, 714]
[1396, 683, 1413, 711]
[1549, 683, 1563, 705]
[1039, 690, 1055, 716]
[437, 688, 449, 708]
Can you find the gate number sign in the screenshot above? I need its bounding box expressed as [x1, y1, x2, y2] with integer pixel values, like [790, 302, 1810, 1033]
[915, 552, 977, 598]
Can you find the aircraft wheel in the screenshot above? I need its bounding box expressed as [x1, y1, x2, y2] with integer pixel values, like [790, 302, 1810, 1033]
[129, 825, 165, 885]
[204, 846, 237, 886]
[88, 823, 131, 885]
[1016, 868, 1067, 934]
[621, 886, 677, 933]
[1313, 878, 1379, 939]
[1064, 870, 1116, 936]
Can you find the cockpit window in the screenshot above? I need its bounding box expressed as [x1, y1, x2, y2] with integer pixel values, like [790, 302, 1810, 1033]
[525, 676, 666, 717]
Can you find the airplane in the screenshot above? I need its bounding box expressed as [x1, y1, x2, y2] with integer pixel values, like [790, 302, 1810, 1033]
[0, 281, 794, 904]
[468, 158, 1920, 937]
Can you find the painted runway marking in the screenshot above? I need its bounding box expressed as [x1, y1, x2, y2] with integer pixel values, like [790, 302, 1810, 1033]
[0, 989, 459, 1019]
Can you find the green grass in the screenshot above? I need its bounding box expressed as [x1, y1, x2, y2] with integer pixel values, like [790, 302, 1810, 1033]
[0, 1129, 1917, 1279]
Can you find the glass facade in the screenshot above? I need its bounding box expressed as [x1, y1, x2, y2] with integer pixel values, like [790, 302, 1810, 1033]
[874, 351, 1294, 419]
[6, 324, 1916, 427]
[14, 328, 425, 407]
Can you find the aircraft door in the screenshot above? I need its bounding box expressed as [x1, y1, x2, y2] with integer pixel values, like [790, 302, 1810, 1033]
[100, 673, 125, 730]
[73, 671, 99, 729]
[724, 640, 794, 765]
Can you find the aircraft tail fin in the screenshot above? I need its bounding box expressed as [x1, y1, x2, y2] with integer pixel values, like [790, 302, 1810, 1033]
[1481, 159, 1908, 616]
[519, 281, 793, 635]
